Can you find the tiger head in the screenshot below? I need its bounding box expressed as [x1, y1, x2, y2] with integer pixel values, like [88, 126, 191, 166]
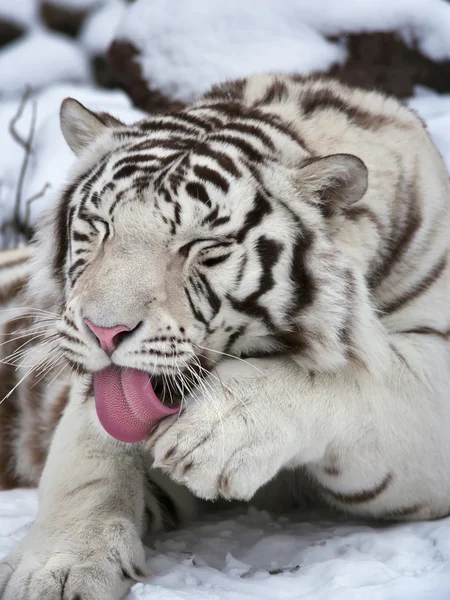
[27, 84, 368, 441]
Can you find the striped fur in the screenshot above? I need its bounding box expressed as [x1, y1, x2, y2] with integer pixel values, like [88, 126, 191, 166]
[1, 74, 450, 600]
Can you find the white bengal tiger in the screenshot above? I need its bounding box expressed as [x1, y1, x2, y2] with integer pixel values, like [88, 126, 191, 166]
[0, 74, 449, 600]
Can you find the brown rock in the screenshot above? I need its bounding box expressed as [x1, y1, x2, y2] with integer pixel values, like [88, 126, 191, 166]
[108, 39, 185, 114]
[91, 54, 117, 89]
[328, 32, 450, 98]
[0, 19, 24, 48]
[40, 1, 92, 38]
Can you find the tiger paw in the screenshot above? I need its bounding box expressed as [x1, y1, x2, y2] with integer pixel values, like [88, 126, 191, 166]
[0, 517, 147, 600]
[149, 358, 292, 501]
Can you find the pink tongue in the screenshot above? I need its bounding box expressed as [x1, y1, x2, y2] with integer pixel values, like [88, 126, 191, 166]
[93, 367, 179, 443]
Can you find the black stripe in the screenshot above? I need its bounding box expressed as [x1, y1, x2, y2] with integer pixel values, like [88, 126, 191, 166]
[395, 327, 449, 340]
[193, 144, 242, 177]
[193, 165, 229, 193]
[302, 88, 394, 131]
[170, 112, 214, 131]
[113, 164, 139, 180]
[133, 176, 152, 192]
[228, 236, 282, 325]
[346, 205, 384, 236]
[201, 206, 219, 226]
[113, 153, 161, 169]
[68, 258, 86, 283]
[255, 236, 283, 295]
[202, 79, 246, 102]
[173, 202, 181, 225]
[139, 119, 199, 137]
[368, 173, 421, 289]
[162, 189, 172, 203]
[113, 129, 145, 139]
[131, 139, 189, 153]
[185, 287, 208, 325]
[72, 231, 90, 243]
[201, 254, 231, 268]
[179, 240, 199, 257]
[220, 122, 275, 151]
[169, 172, 183, 193]
[235, 191, 272, 243]
[224, 325, 247, 353]
[259, 80, 288, 104]
[248, 112, 308, 150]
[185, 182, 211, 206]
[81, 155, 109, 195]
[60, 330, 83, 345]
[207, 134, 264, 163]
[63, 356, 88, 376]
[210, 216, 231, 227]
[100, 181, 115, 196]
[203, 101, 244, 118]
[67, 205, 76, 261]
[289, 231, 315, 313]
[320, 473, 393, 505]
[108, 190, 127, 216]
[179, 239, 232, 257]
[382, 255, 447, 315]
[377, 504, 423, 520]
[198, 272, 221, 315]
[78, 214, 109, 237]
[53, 181, 79, 284]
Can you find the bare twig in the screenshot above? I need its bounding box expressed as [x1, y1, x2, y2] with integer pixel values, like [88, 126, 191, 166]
[1, 86, 51, 249]
[24, 182, 51, 238]
[10, 87, 38, 244]
[8, 86, 32, 148]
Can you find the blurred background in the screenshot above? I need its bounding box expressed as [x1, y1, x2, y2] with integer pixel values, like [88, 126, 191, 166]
[2, 0, 450, 246]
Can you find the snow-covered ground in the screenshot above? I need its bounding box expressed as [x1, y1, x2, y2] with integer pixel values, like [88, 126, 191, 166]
[1, 489, 450, 599]
[2, 1, 450, 598]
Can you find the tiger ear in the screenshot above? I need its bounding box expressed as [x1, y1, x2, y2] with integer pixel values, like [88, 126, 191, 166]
[298, 154, 368, 214]
[60, 98, 123, 156]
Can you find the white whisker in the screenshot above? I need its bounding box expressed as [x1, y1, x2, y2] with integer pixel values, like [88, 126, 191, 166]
[0, 330, 53, 348]
[192, 343, 266, 377]
[45, 362, 70, 388]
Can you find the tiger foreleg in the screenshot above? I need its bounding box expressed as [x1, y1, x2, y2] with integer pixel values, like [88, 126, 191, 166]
[0, 383, 149, 600]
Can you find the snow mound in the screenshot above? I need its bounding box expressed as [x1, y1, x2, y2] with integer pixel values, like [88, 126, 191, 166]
[116, 0, 450, 102]
[0, 32, 91, 98]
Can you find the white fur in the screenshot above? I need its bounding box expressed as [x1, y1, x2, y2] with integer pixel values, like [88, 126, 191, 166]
[1, 75, 449, 599]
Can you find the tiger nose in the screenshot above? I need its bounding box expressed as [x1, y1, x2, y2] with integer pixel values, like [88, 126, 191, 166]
[83, 319, 132, 355]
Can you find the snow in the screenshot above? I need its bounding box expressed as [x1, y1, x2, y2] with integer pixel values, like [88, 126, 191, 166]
[80, 0, 127, 56]
[118, 0, 450, 102]
[0, 0, 38, 29]
[1, 491, 450, 599]
[1, 1, 450, 599]
[409, 91, 450, 167]
[0, 32, 91, 98]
